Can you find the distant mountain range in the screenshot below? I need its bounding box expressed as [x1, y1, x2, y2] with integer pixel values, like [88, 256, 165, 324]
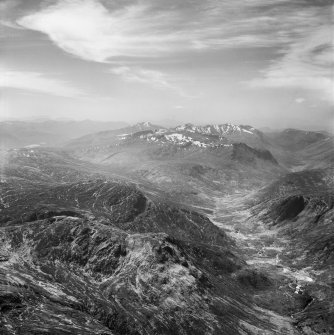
[66, 121, 331, 147]
[2, 119, 332, 156]
[66, 121, 267, 150]
[66, 121, 333, 168]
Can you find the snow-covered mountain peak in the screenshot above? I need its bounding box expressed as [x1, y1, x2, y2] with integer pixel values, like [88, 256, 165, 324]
[134, 121, 153, 128]
[175, 123, 257, 136]
[145, 131, 231, 148]
[175, 123, 197, 132]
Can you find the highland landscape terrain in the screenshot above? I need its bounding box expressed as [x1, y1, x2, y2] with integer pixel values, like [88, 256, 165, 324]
[0, 119, 333, 335]
[1, 0, 333, 333]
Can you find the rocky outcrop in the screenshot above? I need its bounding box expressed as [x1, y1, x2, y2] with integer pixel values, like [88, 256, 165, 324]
[0, 216, 268, 335]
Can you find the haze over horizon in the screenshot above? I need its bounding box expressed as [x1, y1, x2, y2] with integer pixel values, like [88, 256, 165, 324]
[1, 0, 333, 131]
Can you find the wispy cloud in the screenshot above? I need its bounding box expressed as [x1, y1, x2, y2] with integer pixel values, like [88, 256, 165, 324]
[295, 97, 305, 104]
[0, 0, 20, 13]
[110, 66, 190, 97]
[0, 0, 23, 32]
[111, 66, 171, 88]
[0, 67, 84, 97]
[16, 0, 326, 62]
[0, 19, 22, 29]
[17, 0, 185, 62]
[248, 25, 334, 104]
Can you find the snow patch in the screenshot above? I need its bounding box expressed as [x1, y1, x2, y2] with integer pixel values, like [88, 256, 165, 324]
[241, 129, 253, 134]
[24, 144, 41, 148]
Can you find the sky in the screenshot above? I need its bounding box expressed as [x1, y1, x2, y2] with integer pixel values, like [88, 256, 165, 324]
[0, 0, 333, 130]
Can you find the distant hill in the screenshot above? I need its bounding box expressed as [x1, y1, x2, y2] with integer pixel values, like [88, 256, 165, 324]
[64, 122, 334, 209]
[0, 120, 128, 149]
[65, 122, 285, 208]
[265, 128, 329, 151]
[65, 123, 333, 173]
[67, 122, 268, 149]
[264, 128, 333, 170]
[66, 121, 163, 149]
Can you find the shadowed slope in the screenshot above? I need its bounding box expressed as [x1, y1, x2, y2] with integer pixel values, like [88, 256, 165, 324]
[251, 168, 334, 334]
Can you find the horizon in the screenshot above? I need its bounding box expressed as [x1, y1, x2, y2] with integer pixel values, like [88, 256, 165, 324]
[0, 116, 332, 134]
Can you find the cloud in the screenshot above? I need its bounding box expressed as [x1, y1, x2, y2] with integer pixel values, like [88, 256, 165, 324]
[17, 0, 185, 62]
[0, 68, 84, 97]
[16, 0, 325, 63]
[110, 66, 190, 97]
[0, 19, 24, 29]
[111, 66, 171, 88]
[295, 98, 305, 104]
[0, 0, 23, 31]
[0, 0, 20, 13]
[248, 25, 334, 104]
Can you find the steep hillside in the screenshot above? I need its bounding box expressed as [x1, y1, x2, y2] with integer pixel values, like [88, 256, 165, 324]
[264, 129, 333, 170]
[250, 168, 334, 334]
[265, 129, 328, 151]
[1, 214, 291, 335]
[232, 143, 278, 165]
[298, 137, 334, 169]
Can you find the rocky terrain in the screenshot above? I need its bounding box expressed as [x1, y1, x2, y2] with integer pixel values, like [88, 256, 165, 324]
[0, 121, 333, 334]
[252, 168, 334, 334]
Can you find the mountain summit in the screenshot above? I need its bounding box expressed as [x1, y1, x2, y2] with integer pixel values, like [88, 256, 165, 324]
[175, 123, 257, 136]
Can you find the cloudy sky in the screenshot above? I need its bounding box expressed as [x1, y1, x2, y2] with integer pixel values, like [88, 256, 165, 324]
[0, 0, 333, 130]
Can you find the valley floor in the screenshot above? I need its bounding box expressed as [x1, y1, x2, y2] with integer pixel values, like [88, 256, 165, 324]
[206, 193, 323, 335]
